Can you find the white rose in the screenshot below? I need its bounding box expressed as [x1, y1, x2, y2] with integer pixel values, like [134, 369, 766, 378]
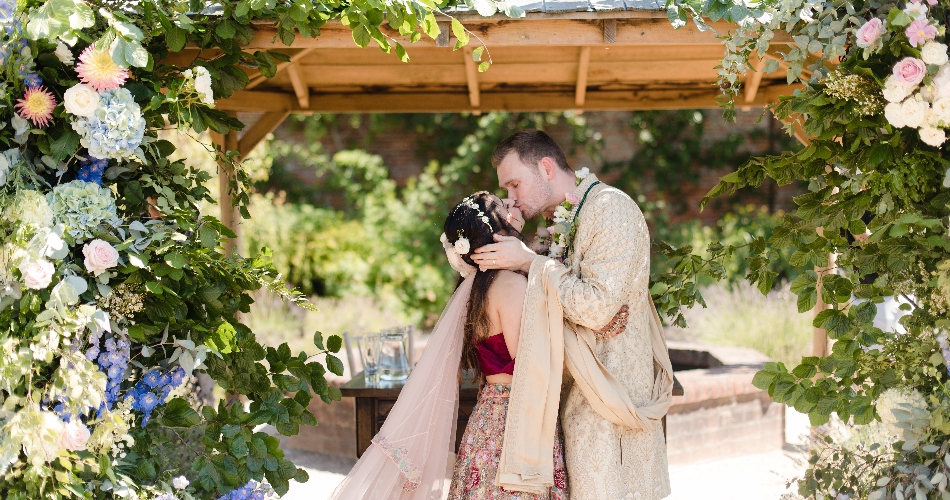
[54, 42, 74, 65]
[549, 242, 564, 256]
[454, 237, 471, 255]
[933, 98, 950, 124]
[884, 102, 906, 128]
[20, 259, 55, 290]
[575, 167, 590, 179]
[63, 84, 100, 117]
[922, 42, 949, 66]
[82, 239, 119, 276]
[901, 98, 929, 128]
[883, 76, 913, 103]
[920, 126, 947, 147]
[935, 65, 950, 100]
[58, 420, 90, 451]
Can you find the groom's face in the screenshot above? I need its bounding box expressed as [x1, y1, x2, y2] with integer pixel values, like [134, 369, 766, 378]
[496, 152, 555, 220]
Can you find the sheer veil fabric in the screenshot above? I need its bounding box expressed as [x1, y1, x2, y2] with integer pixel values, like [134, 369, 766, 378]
[329, 275, 475, 500]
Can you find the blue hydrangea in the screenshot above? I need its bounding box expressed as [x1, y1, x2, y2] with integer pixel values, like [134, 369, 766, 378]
[0, 0, 14, 22]
[217, 480, 269, 500]
[23, 72, 41, 88]
[71, 88, 146, 160]
[89, 333, 131, 413]
[77, 157, 107, 185]
[128, 367, 187, 427]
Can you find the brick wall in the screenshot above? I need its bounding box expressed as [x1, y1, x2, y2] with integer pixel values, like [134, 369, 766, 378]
[268, 109, 803, 226]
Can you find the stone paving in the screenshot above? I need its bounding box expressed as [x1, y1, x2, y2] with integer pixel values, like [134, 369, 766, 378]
[280, 410, 811, 500]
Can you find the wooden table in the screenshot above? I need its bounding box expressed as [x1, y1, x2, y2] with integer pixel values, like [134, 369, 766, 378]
[341, 371, 684, 458]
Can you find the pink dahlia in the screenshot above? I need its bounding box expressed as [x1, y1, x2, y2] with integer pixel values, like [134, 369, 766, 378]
[15, 86, 57, 128]
[906, 19, 938, 47]
[75, 46, 129, 92]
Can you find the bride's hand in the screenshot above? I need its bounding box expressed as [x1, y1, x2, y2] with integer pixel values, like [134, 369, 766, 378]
[471, 234, 536, 274]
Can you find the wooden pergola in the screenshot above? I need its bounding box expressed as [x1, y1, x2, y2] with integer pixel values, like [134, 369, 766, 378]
[181, 2, 829, 359]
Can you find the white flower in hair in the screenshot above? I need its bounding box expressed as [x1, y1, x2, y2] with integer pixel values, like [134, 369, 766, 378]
[454, 237, 471, 255]
[440, 232, 448, 244]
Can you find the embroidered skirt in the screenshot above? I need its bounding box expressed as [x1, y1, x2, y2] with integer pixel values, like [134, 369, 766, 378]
[448, 383, 569, 500]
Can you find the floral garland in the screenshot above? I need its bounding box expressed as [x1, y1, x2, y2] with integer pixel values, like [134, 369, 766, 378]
[532, 167, 590, 261]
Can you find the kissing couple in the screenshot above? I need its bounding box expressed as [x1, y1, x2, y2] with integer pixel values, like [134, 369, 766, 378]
[331, 130, 675, 500]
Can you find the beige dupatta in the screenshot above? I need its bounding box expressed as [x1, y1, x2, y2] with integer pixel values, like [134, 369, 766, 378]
[497, 256, 675, 494]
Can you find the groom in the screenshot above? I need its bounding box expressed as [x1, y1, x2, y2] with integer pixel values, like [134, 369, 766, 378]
[471, 129, 672, 500]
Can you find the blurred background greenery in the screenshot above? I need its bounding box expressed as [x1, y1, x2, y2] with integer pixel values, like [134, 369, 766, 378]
[192, 109, 811, 365]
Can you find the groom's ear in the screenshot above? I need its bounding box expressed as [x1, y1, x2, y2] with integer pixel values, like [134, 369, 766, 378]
[539, 157, 557, 180]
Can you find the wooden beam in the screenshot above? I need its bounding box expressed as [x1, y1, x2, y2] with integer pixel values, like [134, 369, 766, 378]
[238, 111, 291, 158]
[744, 52, 768, 104]
[575, 46, 592, 107]
[210, 128, 242, 256]
[463, 46, 480, 108]
[245, 47, 315, 90]
[218, 84, 798, 113]
[243, 19, 791, 50]
[285, 62, 310, 108]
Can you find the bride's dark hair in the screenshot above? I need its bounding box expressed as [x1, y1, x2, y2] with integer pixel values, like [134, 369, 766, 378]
[443, 192, 522, 383]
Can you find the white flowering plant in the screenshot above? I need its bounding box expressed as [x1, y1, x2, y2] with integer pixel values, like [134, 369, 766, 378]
[660, 0, 950, 497]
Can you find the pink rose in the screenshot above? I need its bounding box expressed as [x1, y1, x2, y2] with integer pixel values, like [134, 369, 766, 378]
[893, 57, 928, 87]
[855, 18, 885, 48]
[906, 19, 937, 48]
[21, 259, 55, 290]
[59, 420, 90, 451]
[565, 192, 580, 205]
[82, 239, 119, 276]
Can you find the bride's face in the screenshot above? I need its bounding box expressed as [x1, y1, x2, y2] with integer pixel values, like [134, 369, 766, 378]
[502, 198, 525, 232]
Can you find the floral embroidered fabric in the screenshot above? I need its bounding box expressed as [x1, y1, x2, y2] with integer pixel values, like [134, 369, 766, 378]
[372, 436, 422, 492]
[448, 383, 568, 500]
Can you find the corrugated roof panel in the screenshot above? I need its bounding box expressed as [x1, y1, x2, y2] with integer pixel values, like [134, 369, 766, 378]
[542, 0, 594, 12]
[588, 0, 626, 10]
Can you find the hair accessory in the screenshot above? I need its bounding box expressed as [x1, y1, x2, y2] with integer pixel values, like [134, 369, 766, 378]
[441, 233, 477, 277]
[453, 229, 471, 255]
[451, 194, 493, 232]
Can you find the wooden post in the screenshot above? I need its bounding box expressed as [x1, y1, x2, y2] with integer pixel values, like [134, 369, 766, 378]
[211, 126, 241, 256]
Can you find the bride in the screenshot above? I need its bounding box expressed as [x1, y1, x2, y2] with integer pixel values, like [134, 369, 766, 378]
[330, 192, 568, 500]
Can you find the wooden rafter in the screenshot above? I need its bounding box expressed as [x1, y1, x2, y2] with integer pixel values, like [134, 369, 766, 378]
[285, 62, 310, 109]
[210, 127, 241, 256]
[218, 85, 797, 113]
[744, 53, 768, 104]
[575, 46, 591, 107]
[245, 47, 316, 90]
[463, 46, 481, 108]
[238, 111, 291, 158]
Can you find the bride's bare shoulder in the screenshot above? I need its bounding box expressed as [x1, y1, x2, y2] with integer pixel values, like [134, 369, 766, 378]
[490, 270, 527, 297]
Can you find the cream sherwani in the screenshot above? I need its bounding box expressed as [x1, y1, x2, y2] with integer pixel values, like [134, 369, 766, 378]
[558, 175, 671, 500]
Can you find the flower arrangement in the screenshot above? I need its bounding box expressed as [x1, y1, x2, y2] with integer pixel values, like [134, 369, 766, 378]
[532, 167, 590, 261]
[70, 87, 146, 160]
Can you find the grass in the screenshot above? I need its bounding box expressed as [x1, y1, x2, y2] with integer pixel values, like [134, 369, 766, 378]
[245, 289, 414, 361]
[666, 282, 813, 368]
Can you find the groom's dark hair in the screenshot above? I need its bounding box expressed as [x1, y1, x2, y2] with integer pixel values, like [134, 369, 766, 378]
[491, 129, 572, 174]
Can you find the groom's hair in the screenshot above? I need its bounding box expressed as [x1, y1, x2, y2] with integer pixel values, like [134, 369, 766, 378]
[491, 129, 572, 174]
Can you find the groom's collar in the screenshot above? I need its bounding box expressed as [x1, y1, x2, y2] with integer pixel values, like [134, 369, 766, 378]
[571, 173, 600, 201]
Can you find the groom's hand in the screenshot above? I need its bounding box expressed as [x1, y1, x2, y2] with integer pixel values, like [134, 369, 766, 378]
[471, 234, 536, 274]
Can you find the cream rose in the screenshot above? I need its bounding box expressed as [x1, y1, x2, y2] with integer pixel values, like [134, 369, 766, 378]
[922, 42, 950, 66]
[901, 98, 929, 128]
[920, 127, 947, 147]
[63, 84, 100, 117]
[885, 102, 907, 128]
[82, 239, 119, 276]
[54, 42, 74, 65]
[883, 76, 914, 103]
[21, 259, 55, 290]
[932, 97, 950, 124]
[454, 237, 471, 255]
[58, 420, 90, 451]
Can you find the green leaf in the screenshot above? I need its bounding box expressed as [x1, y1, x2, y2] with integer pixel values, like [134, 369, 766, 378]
[451, 18, 469, 49]
[478, 61, 490, 72]
[472, 46, 484, 62]
[313, 331, 325, 350]
[351, 24, 371, 48]
[327, 355, 345, 376]
[161, 398, 201, 427]
[395, 42, 409, 62]
[751, 369, 775, 390]
[327, 335, 343, 353]
[164, 252, 186, 269]
[230, 433, 248, 456]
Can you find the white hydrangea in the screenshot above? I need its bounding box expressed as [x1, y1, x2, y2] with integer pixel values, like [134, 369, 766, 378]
[884, 102, 906, 128]
[48, 181, 120, 242]
[883, 75, 914, 103]
[6, 190, 53, 231]
[71, 88, 146, 160]
[901, 97, 929, 128]
[877, 387, 929, 433]
[922, 42, 950, 66]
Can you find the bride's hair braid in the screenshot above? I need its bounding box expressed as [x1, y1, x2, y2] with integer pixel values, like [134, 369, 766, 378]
[443, 192, 521, 384]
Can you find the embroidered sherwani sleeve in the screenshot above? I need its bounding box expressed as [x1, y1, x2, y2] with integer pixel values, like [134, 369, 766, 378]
[557, 189, 650, 330]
